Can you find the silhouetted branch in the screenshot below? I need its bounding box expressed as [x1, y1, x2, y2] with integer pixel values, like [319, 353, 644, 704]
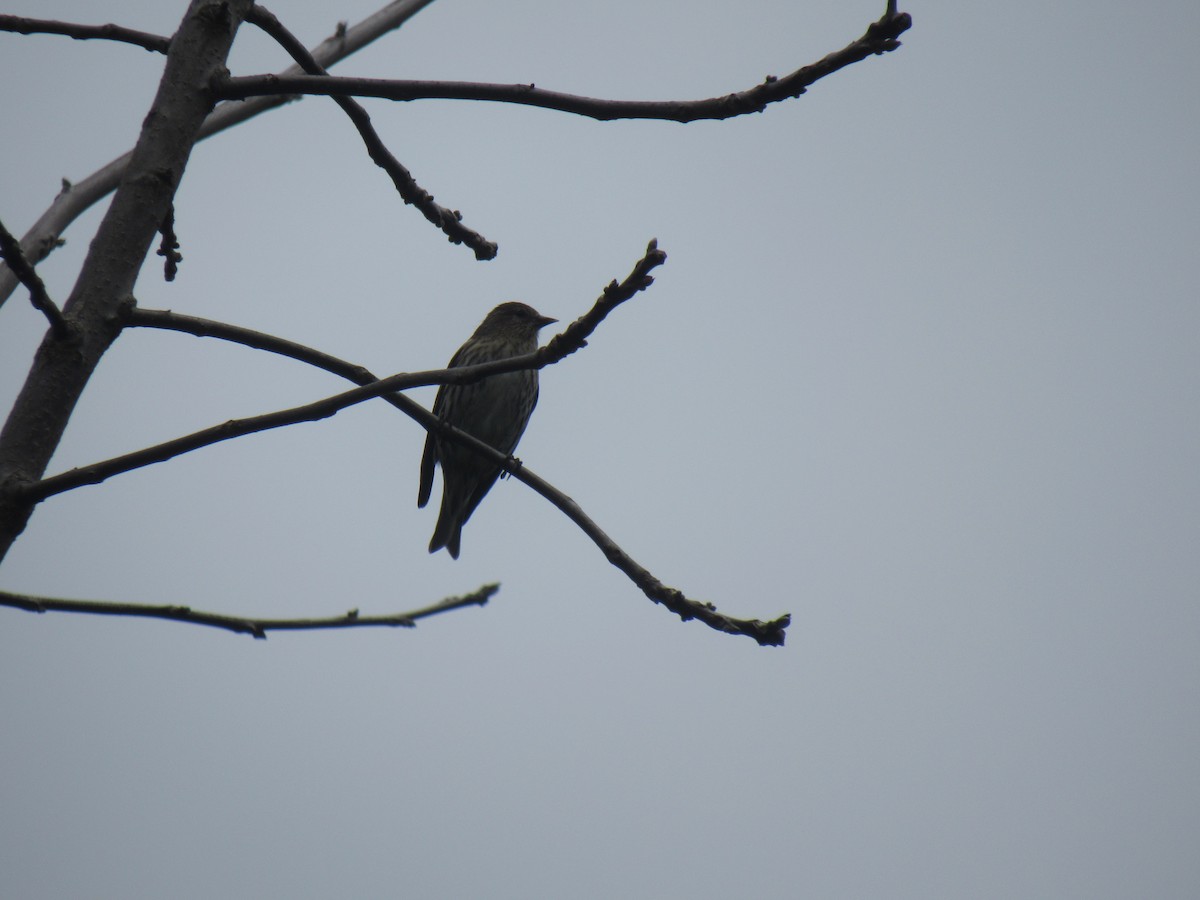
[511, 465, 790, 646]
[0, 583, 499, 638]
[0, 14, 170, 53]
[27, 241, 785, 643]
[118, 238, 667, 396]
[0, 0, 440, 308]
[27, 240, 665, 501]
[217, 7, 912, 123]
[0, 217, 69, 338]
[537, 239, 665, 363]
[128, 307, 382, 384]
[246, 5, 496, 260]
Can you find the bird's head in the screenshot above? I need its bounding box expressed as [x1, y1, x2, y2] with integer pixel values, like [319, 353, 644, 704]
[477, 301, 558, 338]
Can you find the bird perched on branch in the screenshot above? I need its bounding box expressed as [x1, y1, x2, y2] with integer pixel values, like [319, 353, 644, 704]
[418, 301, 557, 558]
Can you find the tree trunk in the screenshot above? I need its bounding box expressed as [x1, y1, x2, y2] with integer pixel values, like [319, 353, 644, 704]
[0, 0, 254, 561]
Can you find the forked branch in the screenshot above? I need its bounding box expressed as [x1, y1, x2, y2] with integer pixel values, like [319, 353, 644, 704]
[21, 241, 788, 645]
[25, 240, 668, 502]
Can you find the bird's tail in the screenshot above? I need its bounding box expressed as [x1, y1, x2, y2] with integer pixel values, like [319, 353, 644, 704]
[428, 508, 462, 559]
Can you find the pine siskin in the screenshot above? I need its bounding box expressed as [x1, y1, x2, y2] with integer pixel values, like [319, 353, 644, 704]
[418, 301, 557, 558]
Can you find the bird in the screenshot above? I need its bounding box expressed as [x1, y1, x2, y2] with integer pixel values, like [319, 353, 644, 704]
[418, 301, 557, 558]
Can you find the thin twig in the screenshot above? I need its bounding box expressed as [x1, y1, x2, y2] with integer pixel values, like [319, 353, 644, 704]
[246, 5, 496, 260]
[0, 217, 69, 338]
[218, 8, 912, 123]
[0, 583, 499, 638]
[0, 14, 171, 53]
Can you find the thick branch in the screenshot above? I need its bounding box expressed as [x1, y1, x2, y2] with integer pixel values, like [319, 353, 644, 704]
[0, 0, 439, 308]
[0, 217, 69, 338]
[247, 5, 496, 260]
[0, 14, 171, 53]
[0, 583, 498, 638]
[217, 8, 912, 122]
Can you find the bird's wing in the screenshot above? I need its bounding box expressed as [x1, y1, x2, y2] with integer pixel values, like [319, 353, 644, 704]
[418, 343, 468, 508]
[417, 428, 437, 508]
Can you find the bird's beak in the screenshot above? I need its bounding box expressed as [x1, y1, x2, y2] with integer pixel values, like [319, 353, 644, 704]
[537, 315, 558, 328]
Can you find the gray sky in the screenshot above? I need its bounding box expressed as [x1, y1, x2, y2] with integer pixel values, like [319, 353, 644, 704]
[2, 1, 1198, 897]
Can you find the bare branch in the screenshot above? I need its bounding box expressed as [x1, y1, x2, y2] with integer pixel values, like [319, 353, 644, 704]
[28, 240, 667, 502]
[0, 217, 69, 338]
[24, 381, 405, 501]
[0, 13, 171, 53]
[30, 242, 787, 644]
[0, 0, 440, 308]
[0, 583, 499, 638]
[513, 465, 790, 646]
[217, 8, 912, 123]
[537, 239, 665, 364]
[127, 307, 381, 384]
[246, 5, 496, 260]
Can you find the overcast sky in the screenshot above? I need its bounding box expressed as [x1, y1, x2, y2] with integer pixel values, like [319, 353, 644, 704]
[2, 1, 1198, 898]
